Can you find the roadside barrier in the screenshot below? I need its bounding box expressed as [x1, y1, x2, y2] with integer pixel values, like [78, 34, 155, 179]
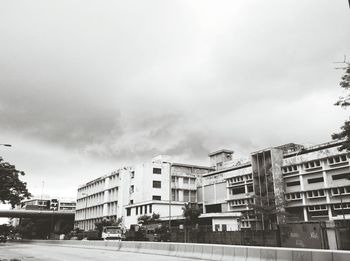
[25, 240, 350, 261]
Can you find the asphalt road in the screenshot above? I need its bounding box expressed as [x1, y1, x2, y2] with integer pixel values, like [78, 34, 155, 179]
[0, 242, 196, 261]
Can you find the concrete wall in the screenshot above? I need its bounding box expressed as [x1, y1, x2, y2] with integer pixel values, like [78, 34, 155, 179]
[27, 240, 350, 261]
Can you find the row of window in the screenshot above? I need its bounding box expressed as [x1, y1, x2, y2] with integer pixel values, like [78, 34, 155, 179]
[227, 174, 253, 185]
[307, 204, 350, 212]
[77, 192, 104, 208]
[126, 204, 153, 216]
[307, 189, 325, 198]
[286, 173, 350, 187]
[285, 192, 301, 200]
[78, 180, 106, 195]
[282, 165, 298, 174]
[308, 205, 327, 211]
[229, 185, 253, 195]
[283, 155, 348, 174]
[332, 186, 350, 195]
[172, 176, 196, 185]
[285, 187, 350, 198]
[334, 203, 350, 209]
[240, 221, 252, 228]
[328, 154, 348, 165]
[304, 160, 321, 170]
[171, 189, 196, 202]
[229, 198, 254, 206]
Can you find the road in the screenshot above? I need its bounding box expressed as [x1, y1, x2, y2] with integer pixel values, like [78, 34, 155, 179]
[0, 242, 196, 261]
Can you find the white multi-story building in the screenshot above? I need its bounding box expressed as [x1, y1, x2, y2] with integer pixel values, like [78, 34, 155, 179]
[198, 141, 350, 231]
[75, 140, 350, 232]
[20, 195, 76, 211]
[75, 156, 211, 230]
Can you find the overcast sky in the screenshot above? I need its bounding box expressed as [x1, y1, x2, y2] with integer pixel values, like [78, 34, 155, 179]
[0, 1, 349, 202]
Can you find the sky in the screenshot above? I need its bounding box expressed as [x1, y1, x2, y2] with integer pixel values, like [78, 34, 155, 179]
[0, 0, 349, 205]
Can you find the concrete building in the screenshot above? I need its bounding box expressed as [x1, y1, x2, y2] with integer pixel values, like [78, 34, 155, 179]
[75, 140, 350, 232]
[198, 140, 350, 231]
[20, 195, 76, 212]
[75, 156, 212, 230]
[10, 196, 76, 227]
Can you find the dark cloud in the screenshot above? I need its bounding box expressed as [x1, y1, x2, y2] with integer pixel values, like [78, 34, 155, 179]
[0, 1, 349, 199]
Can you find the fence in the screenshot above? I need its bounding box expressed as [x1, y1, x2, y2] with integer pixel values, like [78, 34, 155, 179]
[169, 222, 331, 249]
[170, 227, 280, 247]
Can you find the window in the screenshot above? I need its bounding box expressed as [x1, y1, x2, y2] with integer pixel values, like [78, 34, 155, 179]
[286, 181, 300, 187]
[136, 206, 138, 215]
[190, 191, 196, 202]
[215, 224, 220, 232]
[222, 224, 227, 232]
[152, 195, 161, 201]
[190, 178, 195, 185]
[153, 181, 161, 188]
[153, 168, 162, 174]
[231, 186, 245, 195]
[332, 186, 350, 196]
[130, 185, 134, 193]
[144, 205, 147, 214]
[140, 206, 143, 214]
[171, 189, 176, 201]
[308, 177, 324, 184]
[131, 171, 135, 179]
[328, 155, 348, 165]
[183, 178, 189, 184]
[183, 190, 190, 202]
[126, 208, 131, 216]
[332, 173, 350, 180]
[149, 204, 152, 213]
[307, 190, 326, 198]
[285, 192, 301, 200]
[282, 165, 298, 174]
[304, 160, 321, 170]
[130, 200, 134, 204]
[247, 185, 254, 193]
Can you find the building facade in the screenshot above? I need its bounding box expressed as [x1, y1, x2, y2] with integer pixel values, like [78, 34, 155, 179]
[75, 140, 350, 231]
[198, 141, 350, 231]
[75, 156, 211, 230]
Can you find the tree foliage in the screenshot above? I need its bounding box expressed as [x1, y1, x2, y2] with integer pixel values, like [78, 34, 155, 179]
[94, 217, 122, 236]
[137, 213, 160, 225]
[247, 194, 289, 230]
[182, 203, 201, 225]
[332, 61, 350, 151]
[0, 157, 31, 207]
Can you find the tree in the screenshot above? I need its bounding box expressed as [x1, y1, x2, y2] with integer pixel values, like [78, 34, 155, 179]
[0, 224, 13, 236]
[182, 203, 201, 226]
[137, 213, 160, 225]
[94, 218, 122, 237]
[332, 60, 350, 151]
[247, 194, 289, 230]
[0, 157, 31, 207]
